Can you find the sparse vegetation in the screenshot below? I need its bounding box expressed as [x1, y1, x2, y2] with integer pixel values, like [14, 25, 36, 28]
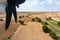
[49, 31, 57, 39]
[32, 18, 35, 21]
[0, 19, 3, 22]
[1, 12, 60, 40]
[57, 21, 60, 26]
[36, 17, 41, 22]
[19, 15, 25, 18]
[42, 21, 48, 25]
[44, 22, 48, 25]
[19, 20, 24, 25]
[8, 37, 11, 39]
[42, 25, 51, 33]
[42, 25, 59, 40]
[26, 15, 28, 17]
[32, 17, 42, 22]
[22, 15, 24, 17]
[46, 17, 52, 20]
[19, 16, 22, 18]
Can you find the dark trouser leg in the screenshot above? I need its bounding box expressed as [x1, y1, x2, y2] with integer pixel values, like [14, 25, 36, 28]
[15, 0, 25, 4]
[5, 6, 12, 30]
[13, 6, 17, 23]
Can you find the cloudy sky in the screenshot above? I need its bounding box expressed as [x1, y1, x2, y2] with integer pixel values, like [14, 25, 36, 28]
[0, 0, 60, 12]
[17, 0, 60, 12]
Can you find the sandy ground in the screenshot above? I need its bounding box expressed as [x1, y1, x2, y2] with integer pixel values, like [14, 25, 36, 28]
[0, 12, 59, 40]
[11, 22, 53, 40]
[0, 20, 20, 40]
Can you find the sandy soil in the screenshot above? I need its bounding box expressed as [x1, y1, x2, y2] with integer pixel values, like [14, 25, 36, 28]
[11, 22, 53, 40]
[0, 12, 59, 40]
[0, 20, 20, 40]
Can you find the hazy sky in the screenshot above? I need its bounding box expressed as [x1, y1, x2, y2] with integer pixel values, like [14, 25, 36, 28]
[17, 0, 60, 12]
[0, 0, 60, 12]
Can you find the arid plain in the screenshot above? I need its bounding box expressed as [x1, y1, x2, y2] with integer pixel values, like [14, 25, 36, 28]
[0, 12, 60, 40]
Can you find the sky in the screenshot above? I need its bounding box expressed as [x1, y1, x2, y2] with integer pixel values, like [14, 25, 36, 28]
[0, 0, 60, 12]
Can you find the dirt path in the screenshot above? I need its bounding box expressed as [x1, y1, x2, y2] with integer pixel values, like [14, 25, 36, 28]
[11, 22, 53, 40]
[0, 21, 20, 40]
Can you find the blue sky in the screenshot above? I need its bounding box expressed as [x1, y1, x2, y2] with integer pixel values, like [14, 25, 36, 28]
[17, 0, 60, 12]
[0, 0, 60, 12]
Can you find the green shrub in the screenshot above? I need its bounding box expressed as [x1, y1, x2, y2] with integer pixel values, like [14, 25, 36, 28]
[19, 16, 22, 18]
[49, 31, 57, 39]
[57, 21, 60, 26]
[8, 37, 11, 39]
[32, 18, 35, 21]
[42, 21, 48, 25]
[44, 22, 48, 25]
[0, 19, 3, 22]
[19, 20, 24, 25]
[42, 25, 51, 33]
[46, 17, 52, 20]
[22, 15, 24, 17]
[36, 17, 41, 22]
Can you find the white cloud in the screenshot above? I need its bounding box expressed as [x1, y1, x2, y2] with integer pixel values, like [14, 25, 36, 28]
[17, 0, 39, 11]
[39, 1, 46, 4]
[56, 2, 60, 5]
[31, 0, 38, 6]
[47, 0, 53, 4]
[26, 0, 38, 9]
[17, 0, 60, 12]
[54, 0, 60, 5]
[39, 0, 53, 4]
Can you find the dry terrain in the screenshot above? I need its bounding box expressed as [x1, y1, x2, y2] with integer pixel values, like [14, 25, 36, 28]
[0, 21, 20, 40]
[0, 12, 60, 40]
[11, 22, 53, 40]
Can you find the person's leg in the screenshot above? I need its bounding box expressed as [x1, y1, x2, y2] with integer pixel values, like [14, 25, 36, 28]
[16, 4, 19, 8]
[13, 6, 17, 23]
[5, 6, 12, 30]
[15, 0, 26, 5]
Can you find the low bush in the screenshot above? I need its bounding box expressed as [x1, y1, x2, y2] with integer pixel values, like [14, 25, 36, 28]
[19, 20, 24, 25]
[36, 17, 41, 22]
[22, 15, 24, 17]
[46, 17, 52, 20]
[8, 37, 11, 39]
[0, 19, 3, 22]
[49, 31, 57, 39]
[42, 21, 48, 25]
[32, 18, 35, 21]
[57, 21, 60, 26]
[42, 25, 51, 33]
[19, 16, 22, 18]
[44, 22, 48, 25]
